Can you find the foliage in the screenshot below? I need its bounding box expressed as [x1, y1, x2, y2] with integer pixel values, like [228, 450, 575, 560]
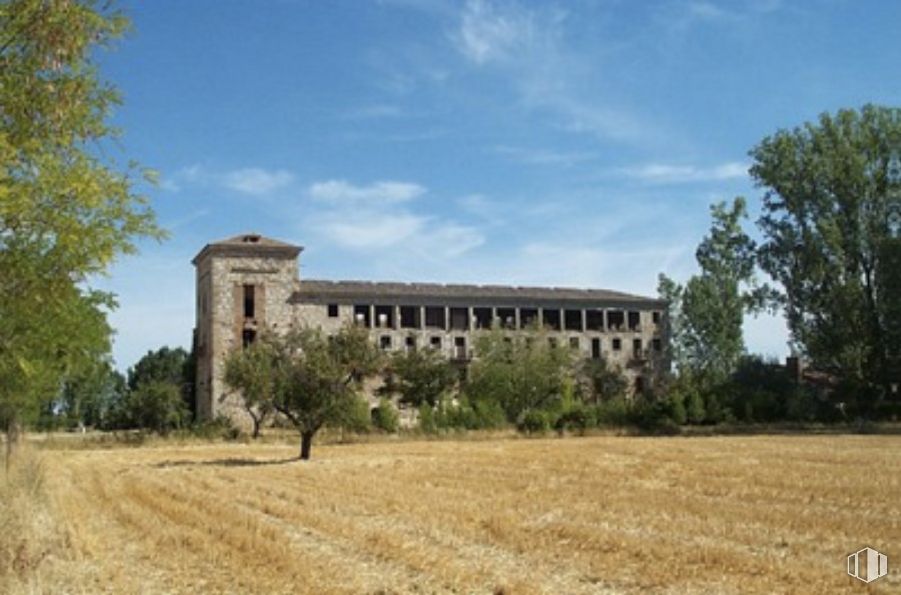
[750, 105, 900, 411]
[371, 397, 399, 433]
[517, 409, 552, 434]
[0, 0, 163, 448]
[55, 358, 125, 430]
[120, 380, 187, 435]
[223, 338, 278, 438]
[128, 346, 193, 417]
[578, 358, 628, 404]
[686, 391, 706, 425]
[270, 324, 382, 459]
[383, 348, 458, 408]
[659, 197, 764, 383]
[466, 328, 575, 423]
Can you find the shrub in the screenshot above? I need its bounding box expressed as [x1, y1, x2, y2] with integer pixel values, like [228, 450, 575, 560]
[594, 398, 630, 426]
[554, 405, 594, 434]
[686, 392, 706, 424]
[371, 398, 399, 433]
[518, 410, 552, 434]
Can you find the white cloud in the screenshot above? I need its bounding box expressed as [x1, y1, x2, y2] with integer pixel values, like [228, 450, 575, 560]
[492, 145, 596, 166]
[620, 161, 748, 183]
[309, 180, 426, 204]
[223, 168, 294, 196]
[452, 1, 660, 146]
[455, 0, 535, 64]
[161, 164, 295, 196]
[303, 179, 484, 259]
[319, 212, 425, 249]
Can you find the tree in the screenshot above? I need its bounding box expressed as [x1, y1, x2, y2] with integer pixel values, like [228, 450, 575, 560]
[57, 358, 126, 430]
[579, 358, 628, 404]
[750, 105, 900, 409]
[223, 337, 278, 438]
[466, 328, 575, 422]
[127, 346, 193, 418]
[1, 0, 163, 458]
[121, 380, 187, 435]
[272, 325, 382, 460]
[383, 348, 458, 408]
[658, 197, 764, 383]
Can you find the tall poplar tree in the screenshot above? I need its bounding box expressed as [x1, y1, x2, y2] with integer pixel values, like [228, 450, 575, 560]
[1, 0, 163, 460]
[750, 105, 900, 408]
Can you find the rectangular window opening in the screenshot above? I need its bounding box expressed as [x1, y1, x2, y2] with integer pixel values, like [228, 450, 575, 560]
[473, 307, 492, 329]
[520, 308, 538, 329]
[327, 303, 339, 318]
[375, 305, 395, 329]
[586, 310, 604, 331]
[400, 306, 420, 329]
[607, 310, 625, 332]
[542, 309, 561, 331]
[450, 307, 469, 331]
[564, 309, 583, 331]
[353, 305, 371, 328]
[243, 284, 255, 319]
[425, 306, 446, 329]
[628, 311, 641, 331]
[591, 338, 601, 359]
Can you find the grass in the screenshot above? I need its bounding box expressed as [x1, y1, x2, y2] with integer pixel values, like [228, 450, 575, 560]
[3, 434, 899, 593]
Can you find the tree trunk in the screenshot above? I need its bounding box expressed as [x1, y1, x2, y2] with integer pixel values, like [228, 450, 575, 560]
[5, 414, 22, 474]
[251, 415, 261, 439]
[299, 431, 313, 460]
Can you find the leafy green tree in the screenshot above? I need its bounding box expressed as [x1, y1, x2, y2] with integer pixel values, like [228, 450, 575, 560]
[466, 328, 575, 422]
[686, 391, 705, 425]
[0, 0, 163, 457]
[659, 197, 765, 383]
[122, 380, 187, 435]
[579, 358, 628, 404]
[127, 346, 193, 420]
[383, 348, 458, 408]
[750, 105, 900, 409]
[58, 358, 126, 429]
[272, 325, 382, 460]
[371, 397, 399, 433]
[223, 338, 279, 438]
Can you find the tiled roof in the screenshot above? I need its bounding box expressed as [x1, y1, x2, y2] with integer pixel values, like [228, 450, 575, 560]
[294, 279, 663, 305]
[192, 233, 302, 264]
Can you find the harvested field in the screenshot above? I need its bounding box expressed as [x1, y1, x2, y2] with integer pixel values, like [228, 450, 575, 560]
[25, 435, 901, 593]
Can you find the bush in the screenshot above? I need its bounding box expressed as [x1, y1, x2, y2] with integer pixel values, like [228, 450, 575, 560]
[686, 392, 706, 424]
[594, 398, 630, 426]
[340, 396, 373, 434]
[418, 402, 437, 433]
[554, 405, 594, 434]
[629, 399, 681, 434]
[122, 380, 188, 434]
[518, 410, 552, 434]
[371, 398, 399, 433]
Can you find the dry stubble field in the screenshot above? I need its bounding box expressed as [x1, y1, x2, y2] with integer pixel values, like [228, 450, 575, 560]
[27, 434, 901, 593]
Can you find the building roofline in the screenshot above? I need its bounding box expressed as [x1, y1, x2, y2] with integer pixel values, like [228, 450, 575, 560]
[191, 233, 302, 266]
[292, 278, 665, 307]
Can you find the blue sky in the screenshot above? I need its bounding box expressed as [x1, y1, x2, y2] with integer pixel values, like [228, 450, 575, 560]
[92, 0, 901, 370]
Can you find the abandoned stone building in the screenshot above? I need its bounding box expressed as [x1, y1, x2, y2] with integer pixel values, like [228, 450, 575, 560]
[193, 233, 669, 426]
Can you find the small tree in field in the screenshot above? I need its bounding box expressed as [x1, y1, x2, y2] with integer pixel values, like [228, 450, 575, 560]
[223, 337, 278, 438]
[273, 325, 382, 460]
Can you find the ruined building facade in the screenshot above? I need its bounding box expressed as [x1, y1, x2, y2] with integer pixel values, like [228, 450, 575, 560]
[193, 234, 669, 426]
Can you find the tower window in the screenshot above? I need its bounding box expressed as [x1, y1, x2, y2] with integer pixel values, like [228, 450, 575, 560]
[242, 329, 256, 348]
[243, 284, 255, 318]
[327, 304, 339, 318]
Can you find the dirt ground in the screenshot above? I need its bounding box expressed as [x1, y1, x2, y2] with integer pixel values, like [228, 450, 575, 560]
[30, 434, 901, 593]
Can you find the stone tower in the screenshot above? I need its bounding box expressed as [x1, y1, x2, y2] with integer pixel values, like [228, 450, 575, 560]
[192, 233, 301, 424]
